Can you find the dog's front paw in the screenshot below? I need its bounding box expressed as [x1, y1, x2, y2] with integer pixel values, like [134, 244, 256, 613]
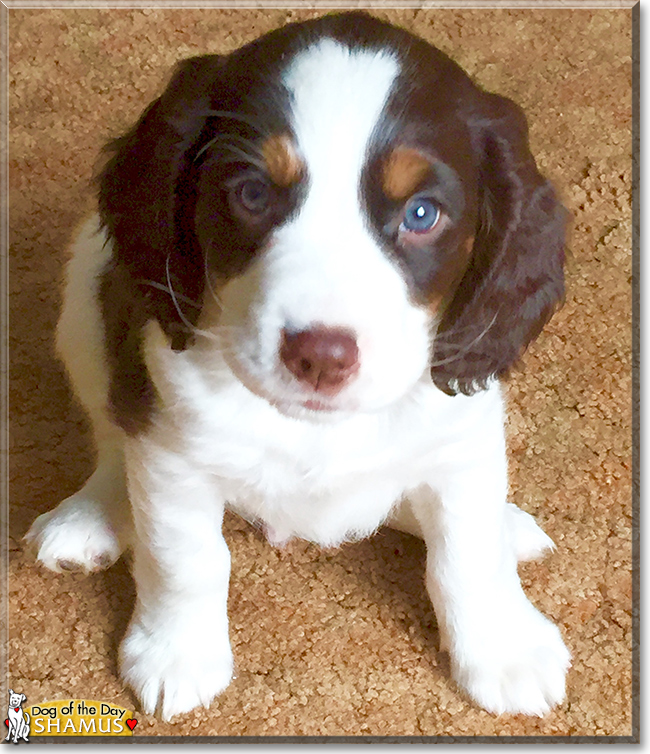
[119, 614, 234, 720]
[451, 603, 570, 716]
[506, 503, 556, 562]
[24, 495, 124, 574]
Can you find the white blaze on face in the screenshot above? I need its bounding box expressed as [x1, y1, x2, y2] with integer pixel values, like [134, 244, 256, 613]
[218, 39, 432, 413]
[282, 38, 399, 218]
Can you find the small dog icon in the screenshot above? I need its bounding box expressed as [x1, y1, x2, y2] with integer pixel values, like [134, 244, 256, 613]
[5, 690, 30, 744]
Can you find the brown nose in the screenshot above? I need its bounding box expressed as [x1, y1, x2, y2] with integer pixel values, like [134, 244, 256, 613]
[279, 326, 360, 394]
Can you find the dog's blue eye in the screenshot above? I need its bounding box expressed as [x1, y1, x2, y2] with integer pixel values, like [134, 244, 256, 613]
[402, 198, 441, 233]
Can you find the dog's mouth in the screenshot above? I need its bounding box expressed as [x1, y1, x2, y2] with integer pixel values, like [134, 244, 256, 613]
[221, 347, 354, 419]
[301, 398, 336, 412]
[275, 396, 349, 420]
[261, 387, 355, 422]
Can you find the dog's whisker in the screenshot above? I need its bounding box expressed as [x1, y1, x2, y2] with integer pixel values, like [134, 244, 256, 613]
[432, 317, 501, 342]
[204, 242, 225, 309]
[157, 263, 244, 348]
[200, 109, 265, 134]
[430, 313, 499, 368]
[164, 253, 208, 338]
[219, 144, 266, 169]
[137, 273, 240, 347]
[194, 133, 264, 165]
[136, 278, 203, 310]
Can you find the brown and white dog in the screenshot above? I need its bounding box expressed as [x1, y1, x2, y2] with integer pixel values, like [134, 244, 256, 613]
[26, 12, 569, 721]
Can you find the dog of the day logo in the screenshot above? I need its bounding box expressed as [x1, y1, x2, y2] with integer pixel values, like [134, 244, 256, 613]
[5, 690, 30, 744]
[6, 698, 137, 738]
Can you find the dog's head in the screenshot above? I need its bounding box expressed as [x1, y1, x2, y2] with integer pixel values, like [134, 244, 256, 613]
[8, 691, 25, 709]
[98, 11, 567, 429]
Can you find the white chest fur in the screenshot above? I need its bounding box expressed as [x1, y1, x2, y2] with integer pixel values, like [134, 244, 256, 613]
[139, 323, 504, 547]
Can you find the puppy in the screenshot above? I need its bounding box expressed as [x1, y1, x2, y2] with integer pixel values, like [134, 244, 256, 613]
[26, 11, 570, 721]
[6, 691, 30, 743]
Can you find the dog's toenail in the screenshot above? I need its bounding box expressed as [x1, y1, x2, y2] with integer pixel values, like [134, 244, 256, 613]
[94, 553, 113, 568]
[58, 559, 82, 572]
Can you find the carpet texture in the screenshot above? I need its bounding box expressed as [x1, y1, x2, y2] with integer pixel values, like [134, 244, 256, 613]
[8, 6, 634, 739]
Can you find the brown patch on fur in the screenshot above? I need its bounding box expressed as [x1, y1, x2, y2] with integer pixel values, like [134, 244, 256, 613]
[383, 147, 431, 201]
[428, 237, 475, 316]
[98, 262, 159, 436]
[262, 133, 303, 187]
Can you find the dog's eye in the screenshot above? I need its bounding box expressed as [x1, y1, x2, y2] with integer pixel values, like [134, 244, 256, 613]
[401, 197, 441, 234]
[236, 178, 271, 215]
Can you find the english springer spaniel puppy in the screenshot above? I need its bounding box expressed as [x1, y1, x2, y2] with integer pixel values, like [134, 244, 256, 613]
[26, 11, 570, 721]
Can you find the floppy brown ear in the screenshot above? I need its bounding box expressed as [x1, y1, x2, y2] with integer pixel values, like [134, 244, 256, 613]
[97, 55, 224, 433]
[99, 55, 225, 343]
[431, 92, 568, 395]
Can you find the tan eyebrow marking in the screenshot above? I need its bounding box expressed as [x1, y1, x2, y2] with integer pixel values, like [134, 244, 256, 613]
[382, 147, 432, 201]
[262, 133, 304, 187]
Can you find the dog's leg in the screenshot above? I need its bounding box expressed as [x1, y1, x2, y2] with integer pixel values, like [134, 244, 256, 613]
[411, 400, 570, 716]
[25, 440, 131, 573]
[25, 218, 133, 573]
[118, 437, 233, 721]
[389, 500, 555, 563]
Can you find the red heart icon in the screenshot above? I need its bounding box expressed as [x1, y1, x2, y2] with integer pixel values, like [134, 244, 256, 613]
[4, 719, 8, 728]
[126, 719, 137, 731]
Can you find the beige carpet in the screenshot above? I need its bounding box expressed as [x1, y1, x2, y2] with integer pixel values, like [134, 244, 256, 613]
[8, 6, 634, 739]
